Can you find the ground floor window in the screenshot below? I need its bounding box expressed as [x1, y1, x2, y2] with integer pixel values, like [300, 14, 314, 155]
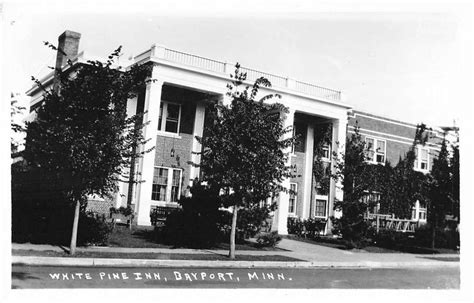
[411, 201, 427, 221]
[288, 183, 297, 215]
[151, 166, 182, 203]
[419, 208, 427, 220]
[314, 195, 327, 218]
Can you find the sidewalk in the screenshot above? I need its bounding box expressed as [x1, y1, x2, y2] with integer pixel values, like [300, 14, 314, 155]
[12, 238, 459, 269]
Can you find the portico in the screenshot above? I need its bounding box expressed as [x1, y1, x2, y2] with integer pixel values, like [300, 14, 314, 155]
[115, 44, 350, 232]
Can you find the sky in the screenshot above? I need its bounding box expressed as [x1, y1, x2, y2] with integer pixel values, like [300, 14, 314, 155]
[2, 0, 473, 129]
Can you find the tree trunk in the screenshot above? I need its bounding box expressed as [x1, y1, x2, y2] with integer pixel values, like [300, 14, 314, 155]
[431, 218, 436, 249]
[229, 205, 239, 259]
[126, 154, 136, 208]
[69, 199, 81, 255]
[126, 155, 136, 231]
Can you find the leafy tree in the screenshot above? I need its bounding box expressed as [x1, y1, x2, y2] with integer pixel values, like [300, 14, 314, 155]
[24, 46, 152, 254]
[377, 124, 430, 218]
[11, 94, 26, 154]
[196, 64, 294, 259]
[331, 125, 378, 247]
[428, 138, 452, 248]
[450, 143, 460, 221]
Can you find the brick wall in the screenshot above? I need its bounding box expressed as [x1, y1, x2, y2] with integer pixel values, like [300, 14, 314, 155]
[86, 198, 115, 215]
[348, 111, 442, 169]
[154, 133, 194, 190]
[153, 98, 197, 196]
[349, 111, 418, 139]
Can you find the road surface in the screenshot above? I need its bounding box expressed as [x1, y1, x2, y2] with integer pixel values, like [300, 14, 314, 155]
[12, 265, 459, 289]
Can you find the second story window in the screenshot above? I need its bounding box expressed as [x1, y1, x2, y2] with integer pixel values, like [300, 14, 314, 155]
[365, 137, 386, 165]
[158, 101, 181, 134]
[414, 146, 429, 172]
[361, 191, 381, 214]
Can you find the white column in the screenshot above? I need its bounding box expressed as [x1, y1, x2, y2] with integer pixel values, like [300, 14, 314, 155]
[327, 116, 347, 234]
[136, 67, 163, 226]
[302, 124, 314, 219]
[188, 101, 206, 186]
[272, 108, 295, 235]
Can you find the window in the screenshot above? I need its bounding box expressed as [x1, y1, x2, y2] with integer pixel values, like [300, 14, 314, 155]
[411, 207, 427, 221]
[170, 169, 181, 202]
[291, 123, 306, 154]
[365, 137, 386, 164]
[151, 167, 182, 203]
[361, 192, 381, 204]
[419, 209, 427, 220]
[321, 143, 331, 161]
[411, 201, 427, 221]
[361, 191, 381, 214]
[158, 101, 181, 134]
[314, 198, 327, 217]
[288, 183, 297, 215]
[151, 167, 168, 201]
[414, 146, 429, 172]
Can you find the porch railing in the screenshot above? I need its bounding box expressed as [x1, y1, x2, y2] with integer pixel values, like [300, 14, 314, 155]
[239, 66, 288, 88]
[148, 46, 342, 101]
[294, 80, 341, 101]
[163, 48, 226, 74]
[365, 213, 421, 233]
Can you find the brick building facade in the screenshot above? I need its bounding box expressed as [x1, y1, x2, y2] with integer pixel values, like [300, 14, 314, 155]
[347, 110, 452, 222]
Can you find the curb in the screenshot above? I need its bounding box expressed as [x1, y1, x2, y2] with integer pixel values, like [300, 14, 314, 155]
[12, 256, 460, 269]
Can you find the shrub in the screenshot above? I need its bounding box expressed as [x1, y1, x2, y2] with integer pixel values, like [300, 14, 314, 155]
[368, 223, 459, 251]
[287, 217, 304, 236]
[331, 215, 372, 248]
[371, 229, 409, 249]
[217, 205, 272, 242]
[304, 218, 327, 238]
[157, 182, 273, 247]
[237, 205, 272, 239]
[287, 217, 327, 239]
[160, 183, 221, 248]
[413, 224, 460, 250]
[77, 211, 113, 246]
[12, 165, 113, 246]
[256, 231, 282, 247]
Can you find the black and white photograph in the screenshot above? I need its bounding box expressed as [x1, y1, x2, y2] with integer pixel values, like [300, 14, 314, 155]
[2, 0, 472, 301]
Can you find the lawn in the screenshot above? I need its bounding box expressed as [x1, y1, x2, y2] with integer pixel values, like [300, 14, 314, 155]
[13, 249, 301, 261]
[106, 225, 282, 251]
[106, 225, 171, 249]
[284, 234, 459, 254]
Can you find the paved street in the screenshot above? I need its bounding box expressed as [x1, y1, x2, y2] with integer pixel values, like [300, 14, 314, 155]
[12, 265, 459, 289]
